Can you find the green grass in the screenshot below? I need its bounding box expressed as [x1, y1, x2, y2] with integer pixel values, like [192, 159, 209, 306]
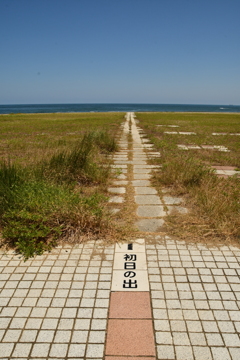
[136, 112, 240, 243]
[0, 112, 123, 166]
[0, 112, 125, 259]
[137, 112, 240, 168]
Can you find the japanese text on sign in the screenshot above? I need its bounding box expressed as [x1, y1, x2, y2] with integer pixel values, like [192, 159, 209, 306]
[123, 253, 137, 288]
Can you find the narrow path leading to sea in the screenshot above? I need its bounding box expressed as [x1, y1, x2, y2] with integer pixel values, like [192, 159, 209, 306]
[1, 112, 240, 360]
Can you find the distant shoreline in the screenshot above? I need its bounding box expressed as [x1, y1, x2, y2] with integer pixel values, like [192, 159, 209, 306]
[1, 111, 240, 116]
[1, 103, 240, 115]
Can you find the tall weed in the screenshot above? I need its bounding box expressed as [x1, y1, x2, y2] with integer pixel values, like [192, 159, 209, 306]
[92, 131, 118, 153]
[0, 162, 24, 214]
[193, 176, 240, 239]
[40, 131, 114, 185]
[156, 152, 213, 192]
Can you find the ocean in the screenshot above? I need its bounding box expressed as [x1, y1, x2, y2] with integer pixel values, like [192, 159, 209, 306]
[0, 103, 240, 115]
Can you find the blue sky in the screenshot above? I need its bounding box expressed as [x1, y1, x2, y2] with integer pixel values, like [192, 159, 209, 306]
[1, 0, 240, 105]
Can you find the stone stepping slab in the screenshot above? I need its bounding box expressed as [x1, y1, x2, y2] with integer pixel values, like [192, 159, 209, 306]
[108, 187, 126, 194]
[212, 165, 237, 170]
[178, 144, 230, 152]
[137, 205, 166, 217]
[135, 218, 165, 232]
[113, 157, 128, 161]
[132, 180, 152, 187]
[142, 144, 154, 148]
[116, 174, 127, 180]
[133, 168, 152, 174]
[133, 174, 151, 180]
[133, 155, 148, 159]
[135, 187, 157, 195]
[165, 131, 196, 135]
[134, 165, 161, 169]
[156, 124, 179, 127]
[147, 152, 161, 156]
[111, 164, 127, 168]
[114, 161, 147, 165]
[113, 154, 128, 157]
[212, 132, 240, 135]
[108, 196, 125, 203]
[111, 168, 127, 173]
[213, 169, 240, 177]
[135, 195, 162, 205]
[163, 196, 183, 205]
[113, 180, 128, 185]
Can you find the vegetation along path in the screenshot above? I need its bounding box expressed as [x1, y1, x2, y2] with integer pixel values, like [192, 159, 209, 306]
[1, 112, 240, 360]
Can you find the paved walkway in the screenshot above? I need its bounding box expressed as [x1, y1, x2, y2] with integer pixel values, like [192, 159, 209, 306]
[1, 113, 240, 360]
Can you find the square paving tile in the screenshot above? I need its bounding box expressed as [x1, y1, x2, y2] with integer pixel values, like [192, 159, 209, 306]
[105, 319, 156, 356]
[109, 292, 152, 319]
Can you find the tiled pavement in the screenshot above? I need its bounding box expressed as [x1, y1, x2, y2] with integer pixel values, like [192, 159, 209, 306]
[1, 112, 240, 359]
[0, 241, 114, 359]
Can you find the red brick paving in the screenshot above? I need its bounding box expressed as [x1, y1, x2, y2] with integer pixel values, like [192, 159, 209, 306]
[109, 292, 152, 319]
[105, 357, 155, 360]
[105, 319, 156, 356]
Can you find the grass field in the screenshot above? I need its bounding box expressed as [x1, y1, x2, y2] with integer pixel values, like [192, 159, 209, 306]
[0, 112, 123, 166]
[136, 112, 240, 244]
[0, 112, 125, 258]
[1, 111, 239, 258]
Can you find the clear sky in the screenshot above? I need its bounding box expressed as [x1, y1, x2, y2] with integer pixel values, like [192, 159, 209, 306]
[1, 0, 240, 105]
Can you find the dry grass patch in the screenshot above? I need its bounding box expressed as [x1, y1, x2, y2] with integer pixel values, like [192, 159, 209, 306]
[137, 112, 240, 245]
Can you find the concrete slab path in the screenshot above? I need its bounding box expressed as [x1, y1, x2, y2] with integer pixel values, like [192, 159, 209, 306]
[1, 113, 240, 360]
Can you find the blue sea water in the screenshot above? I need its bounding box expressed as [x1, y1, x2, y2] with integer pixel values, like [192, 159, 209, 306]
[0, 103, 240, 115]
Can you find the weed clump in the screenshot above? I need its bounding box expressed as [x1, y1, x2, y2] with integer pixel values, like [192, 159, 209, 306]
[39, 131, 118, 185]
